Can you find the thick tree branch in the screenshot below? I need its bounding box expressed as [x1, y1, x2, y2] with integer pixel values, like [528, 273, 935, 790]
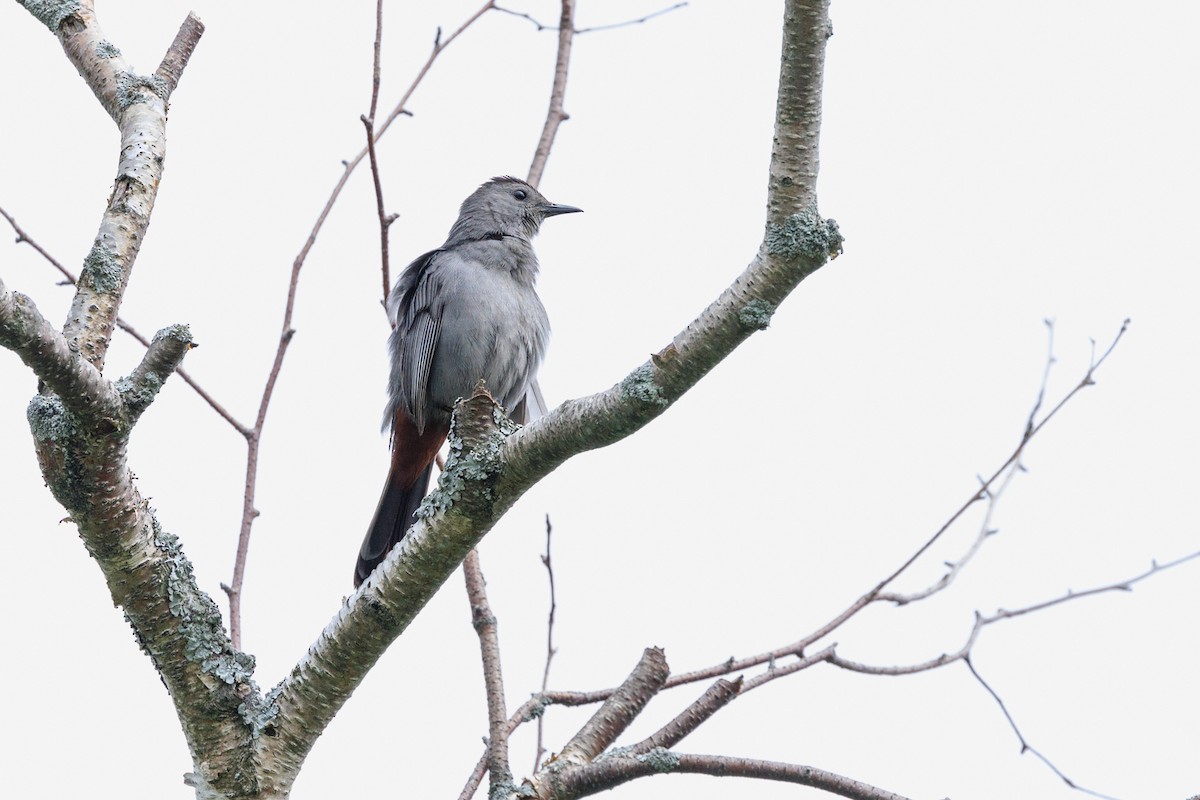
[270, 1, 838, 783]
[0, 277, 120, 423]
[6, 8, 267, 798]
[20, 1, 200, 371]
[556, 647, 670, 766]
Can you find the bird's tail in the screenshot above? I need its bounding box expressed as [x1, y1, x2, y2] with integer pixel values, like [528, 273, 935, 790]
[354, 418, 448, 587]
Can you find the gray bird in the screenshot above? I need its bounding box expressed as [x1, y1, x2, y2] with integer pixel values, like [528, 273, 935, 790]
[355, 176, 581, 587]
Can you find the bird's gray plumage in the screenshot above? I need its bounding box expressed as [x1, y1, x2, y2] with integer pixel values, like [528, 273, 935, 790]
[356, 176, 580, 586]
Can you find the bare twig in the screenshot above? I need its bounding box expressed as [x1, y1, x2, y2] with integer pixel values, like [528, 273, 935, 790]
[493, 2, 687, 34]
[576, 2, 689, 34]
[879, 321, 1063, 605]
[966, 659, 1120, 800]
[1, 205, 72, 279]
[533, 514, 558, 772]
[826, 551, 1200, 798]
[363, 0, 398, 303]
[654, 321, 1133, 693]
[221, 2, 496, 648]
[464, 550, 513, 792]
[527, 0, 576, 188]
[0, 205, 250, 434]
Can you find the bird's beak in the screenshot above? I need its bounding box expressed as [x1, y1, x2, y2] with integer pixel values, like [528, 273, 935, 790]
[540, 202, 583, 217]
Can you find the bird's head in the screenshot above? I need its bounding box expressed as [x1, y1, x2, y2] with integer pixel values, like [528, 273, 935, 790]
[449, 176, 582, 244]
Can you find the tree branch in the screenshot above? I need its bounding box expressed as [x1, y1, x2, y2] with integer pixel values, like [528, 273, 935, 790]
[533, 514, 558, 772]
[19, 1, 201, 371]
[120, 324, 194, 421]
[546, 752, 914, 800]
[556, 647, 670, 766]
[627, 677, 742, 754]
[527, 0, 576, 188]
[0, 277, 119, 423]
[0, 204, 249, 433]
[463, 550, 514, 794]
[5, 9, 268, 796]
[154, 12, 205, 95]
[221, 0, 496, 649]
[272, 0, 838, 783]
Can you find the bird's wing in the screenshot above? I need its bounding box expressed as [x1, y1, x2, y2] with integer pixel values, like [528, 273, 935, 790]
[390, 249, 445, 434]
[510, 378, 549, 425]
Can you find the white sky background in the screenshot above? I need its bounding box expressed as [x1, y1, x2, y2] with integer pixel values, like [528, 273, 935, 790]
[1, 1, 1197, 798]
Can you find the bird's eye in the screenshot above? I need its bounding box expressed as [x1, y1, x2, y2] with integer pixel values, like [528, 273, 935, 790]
[513, 189, 528, 200]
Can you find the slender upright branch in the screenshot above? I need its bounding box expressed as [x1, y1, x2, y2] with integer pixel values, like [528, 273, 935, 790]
[533, 514, 558, 772]
[363, 0, 397, 302]
[527, 0, 576, 188]
[221, 2, 497, 648]
[464, 550, 513, 793]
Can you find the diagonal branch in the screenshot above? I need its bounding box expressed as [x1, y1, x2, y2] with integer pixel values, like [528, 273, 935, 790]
[0, 205, 248, 433]
[556, 647, 670, 766]
[548, 752, 915, 800]
[154, 13, 205, 94]
[269, 0, 839, 780]
[627, 677, 742, 754]
[0, 277, 120, 423]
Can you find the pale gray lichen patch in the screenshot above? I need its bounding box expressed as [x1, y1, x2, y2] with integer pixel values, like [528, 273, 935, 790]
[738, 298, 775, 330]
[523, 696, 548, 720]
[492, 404, 521, 435]
[489, 779, 520, 800]
[116, 372, 162, 411]
[116, 71, 169, 109]
[27, 393, 78, 443]
[21, 0, 81, 30]
[155, 323, 193, 345]
[636, 747, 680, 772]
[241, 684, 282, 737]
[95, 40, 121, 58]
[155, 517, 258, 692]
[81, 242, 123, 293]
[766, 209, 844, 262]
[27, 394, 88, 508]
[620, 364, 668, 408]
[424, 426, 508, 517]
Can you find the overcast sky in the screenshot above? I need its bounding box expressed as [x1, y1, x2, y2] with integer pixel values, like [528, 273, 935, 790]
[2, 2, 1198, 799]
